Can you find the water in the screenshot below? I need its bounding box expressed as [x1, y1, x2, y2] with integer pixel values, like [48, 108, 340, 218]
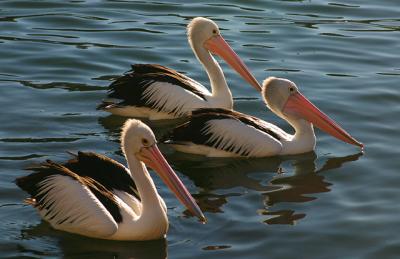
[1, 0, 399, 258]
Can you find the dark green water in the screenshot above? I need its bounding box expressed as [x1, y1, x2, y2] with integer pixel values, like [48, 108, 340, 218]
[1, 0, 399, 258]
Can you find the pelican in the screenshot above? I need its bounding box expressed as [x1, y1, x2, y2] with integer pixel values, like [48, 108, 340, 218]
[97, 17, 261, 120]
[16, 119, 205, 240]
[162, 77, 363, 157]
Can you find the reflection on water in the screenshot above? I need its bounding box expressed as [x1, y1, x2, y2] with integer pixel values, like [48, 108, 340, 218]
[171, 152, 362, 225]
[261, 153, 362, 224]
[21, 222, 167, 259]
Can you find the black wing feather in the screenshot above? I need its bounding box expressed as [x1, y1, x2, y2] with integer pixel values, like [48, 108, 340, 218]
[191, 108, 282, 141]
[98, 64, 206, 110]
[16, 160, 123, 223]
[64, 152, 139, 200]
[162, 108, 282, 156]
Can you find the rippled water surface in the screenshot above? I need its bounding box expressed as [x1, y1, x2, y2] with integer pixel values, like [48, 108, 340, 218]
[1, 0, 399, 258]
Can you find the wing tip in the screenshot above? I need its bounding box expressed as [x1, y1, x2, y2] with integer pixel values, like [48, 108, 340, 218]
[97, 101, 117, 110]
[24, 197, 37, 206]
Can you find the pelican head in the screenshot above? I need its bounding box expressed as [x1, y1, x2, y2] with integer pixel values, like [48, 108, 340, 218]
[187, 17, 220, 45]
[121, 119, 206, 222]
[262, 77, 298, 118]
[121, 119, 156, 155]
[187, 17, 262, 91]
[262, 77, 363, 147]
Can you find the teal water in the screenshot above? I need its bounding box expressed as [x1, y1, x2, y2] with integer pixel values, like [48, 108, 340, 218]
[1, 0, 399, 258]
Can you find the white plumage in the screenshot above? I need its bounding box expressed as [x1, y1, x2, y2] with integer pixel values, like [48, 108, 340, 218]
[142, 82, 212, 119]
[201, 119, 282, 157]
[37, 175, 118, 238]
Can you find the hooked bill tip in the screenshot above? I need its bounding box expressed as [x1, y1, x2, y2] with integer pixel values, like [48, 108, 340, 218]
[354, 140, 364, 148]
[199, 215, 207, 224]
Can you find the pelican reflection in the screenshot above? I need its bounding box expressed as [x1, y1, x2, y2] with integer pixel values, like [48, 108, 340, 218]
[171, 152, 362, 225]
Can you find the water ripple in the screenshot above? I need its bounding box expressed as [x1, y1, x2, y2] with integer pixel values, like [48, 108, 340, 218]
[0, 35, 138, 49]
[33, 27, 165, 34]
[0, 154, 45, 161]
[0, 137, 82, 143]
[18, 81, 105, 91]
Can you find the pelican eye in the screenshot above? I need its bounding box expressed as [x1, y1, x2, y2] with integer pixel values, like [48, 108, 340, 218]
[142, 138, 149, 146]
[212, 29, 217, 34]
[289, 87, 295, 93]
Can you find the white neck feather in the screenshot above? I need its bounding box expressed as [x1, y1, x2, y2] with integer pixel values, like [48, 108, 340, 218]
[280, 117, 316, 155]
[119, 149, 168, 240]
[191, 37, 233, 109]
